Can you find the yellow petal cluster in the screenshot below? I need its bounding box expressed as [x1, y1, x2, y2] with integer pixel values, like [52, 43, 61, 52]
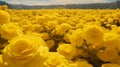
[0, 10, 10, 24]
[55, 23, 71, 36]
[103, 32, 120, 50]
[42, 52, 69, 67]
[83, 25, 104, 45]
[0, 7, 120, 67]
[0, 22, 23, 40]
[97, 48, 119, 62]
[2, 35, 49, 67]
[70, 29, 84, 47]
[57, 44, 77, 59]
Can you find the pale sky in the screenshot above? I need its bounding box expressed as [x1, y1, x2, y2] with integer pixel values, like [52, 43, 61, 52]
[2, 0, 116, 5]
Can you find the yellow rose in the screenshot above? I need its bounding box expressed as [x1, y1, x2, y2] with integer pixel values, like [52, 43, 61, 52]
[97, 48, 118, 62]
[70, 29, 84, 47]
[0, 22, 23, 40]
[57, 44, 77, 59]
[30, 24, 43, 33]
[83, 25, 104, 45]
[42, 52, 69, 67]
[0, 10, 10, 24]
[45, 20, 58, 31]
[2, 35, 49, 67]
[55, 23, 72, 36]
[102, 32, 120, 50]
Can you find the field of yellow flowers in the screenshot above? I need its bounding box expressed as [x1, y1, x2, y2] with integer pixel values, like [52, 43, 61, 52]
[0, 6, 120, 67]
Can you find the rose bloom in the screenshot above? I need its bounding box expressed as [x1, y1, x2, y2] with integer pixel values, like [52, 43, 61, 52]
[102, 32, 120, 50]
[70, 29, 84, 47]
[2, 35, 49, 67]
[42, 52, 69, 67]
[83, 25, 104, 45]
[57, 44, 77, 59]
[97, 47, 118, 62]
[55, 23, 71, 36]
[0, 10, 10, 25]
[45, 20, 58, 31]
[0, 22, 23, 40]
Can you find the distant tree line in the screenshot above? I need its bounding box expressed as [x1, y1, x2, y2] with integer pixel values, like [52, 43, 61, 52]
[0, 0, 120, 9]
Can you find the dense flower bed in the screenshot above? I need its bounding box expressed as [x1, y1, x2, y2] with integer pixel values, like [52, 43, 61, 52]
[0, 6, 120, 67]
